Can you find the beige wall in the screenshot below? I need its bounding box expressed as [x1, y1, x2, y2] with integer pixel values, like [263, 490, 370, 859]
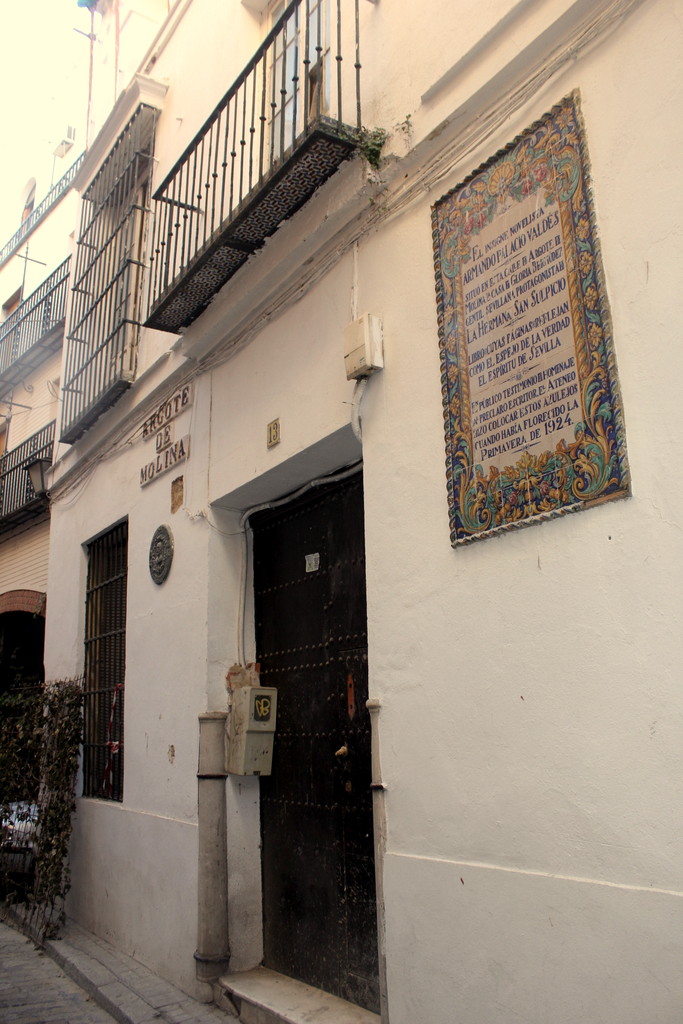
[4, 352, 61, 450]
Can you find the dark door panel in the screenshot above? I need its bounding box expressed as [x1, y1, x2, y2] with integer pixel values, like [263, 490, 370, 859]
[252, 473, 379, 1012]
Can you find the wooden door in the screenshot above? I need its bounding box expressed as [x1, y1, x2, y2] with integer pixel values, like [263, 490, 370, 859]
[252, 472, 379, 1012]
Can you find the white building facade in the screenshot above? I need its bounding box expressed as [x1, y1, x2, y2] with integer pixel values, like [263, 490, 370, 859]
[0, 141, 82, 699]
[39, 1, 683, 1022]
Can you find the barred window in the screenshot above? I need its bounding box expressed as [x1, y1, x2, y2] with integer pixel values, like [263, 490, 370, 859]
[61, 105, 157, 444]
[82, 521, 128, 801]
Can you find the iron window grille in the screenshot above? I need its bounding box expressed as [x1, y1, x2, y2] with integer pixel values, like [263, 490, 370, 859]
[82, 521, 128, 802]
[61, 105, 158, 444]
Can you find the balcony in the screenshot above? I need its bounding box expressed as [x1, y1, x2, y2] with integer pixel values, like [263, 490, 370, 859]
[0, 157, 83, 271]
[0, 259, 71, 398]
[0, 422, 55, 532]
[61, 105, 157, 445]
[146, 0, 362, 335]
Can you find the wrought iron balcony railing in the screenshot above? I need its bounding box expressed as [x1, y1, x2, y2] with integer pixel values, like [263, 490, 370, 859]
[0, 156, 84, 271]
[0, 421, 55, 530]
[0, 258, 70, 393]
[61, 105, 157, 445]
[146, 0, 362, 334]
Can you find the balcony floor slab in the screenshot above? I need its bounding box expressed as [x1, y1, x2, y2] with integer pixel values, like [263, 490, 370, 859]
[146, 122, 357, 335]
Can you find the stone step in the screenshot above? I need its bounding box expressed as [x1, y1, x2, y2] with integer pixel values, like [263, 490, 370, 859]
[216, 967, 381, 1024]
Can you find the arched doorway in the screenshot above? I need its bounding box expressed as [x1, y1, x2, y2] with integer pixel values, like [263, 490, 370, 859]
[0, 590, 46, 697]
[0, 611, 45, 695]
[0, 592, 46, 886]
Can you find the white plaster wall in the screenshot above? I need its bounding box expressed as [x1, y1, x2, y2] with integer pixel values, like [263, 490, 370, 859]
[184, 0, 681, 1017]
[66, 800, 200, 996]
[207, 254, 358, 502]
[354, 3, 683, 1021]
[45, 374, 222, 993]
[383, 853, 683, 1024]
[41, 0, 683, 1017]
[359, 0, 610, 153]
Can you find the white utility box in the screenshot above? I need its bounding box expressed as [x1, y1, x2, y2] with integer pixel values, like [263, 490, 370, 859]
[344, 313, 384, 380]
[227, 686, 278, 776]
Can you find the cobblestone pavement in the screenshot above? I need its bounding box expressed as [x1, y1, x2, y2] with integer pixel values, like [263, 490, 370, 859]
[0, 920, 117, 1023]
[0, 915, 377, 1024]
[0, 916, 233, 1024]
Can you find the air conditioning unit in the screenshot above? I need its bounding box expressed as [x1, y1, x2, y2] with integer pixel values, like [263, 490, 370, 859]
[53, 127, 76, 160]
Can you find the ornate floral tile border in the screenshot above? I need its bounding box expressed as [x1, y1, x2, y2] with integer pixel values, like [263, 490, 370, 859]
[432, 93, 630, 545]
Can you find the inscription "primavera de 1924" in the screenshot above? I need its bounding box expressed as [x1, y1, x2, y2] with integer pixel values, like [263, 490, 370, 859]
[432, 94, 630, 543]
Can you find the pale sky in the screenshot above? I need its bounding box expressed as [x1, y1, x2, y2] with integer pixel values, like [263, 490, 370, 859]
[0, 0, 93, 243]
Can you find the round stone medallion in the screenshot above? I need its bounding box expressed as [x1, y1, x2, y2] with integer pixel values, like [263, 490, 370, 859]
[149, 525, 174, 585]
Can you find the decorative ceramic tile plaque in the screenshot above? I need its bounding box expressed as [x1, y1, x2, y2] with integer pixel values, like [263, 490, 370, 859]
[432, 94, 629, 545]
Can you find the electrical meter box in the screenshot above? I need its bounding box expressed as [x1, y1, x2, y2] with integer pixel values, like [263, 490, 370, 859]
[344, 313, 384, 380]
[227, 686, 278, 776]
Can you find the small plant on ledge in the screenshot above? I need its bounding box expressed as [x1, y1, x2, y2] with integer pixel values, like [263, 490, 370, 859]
[353, 126, 389, 170]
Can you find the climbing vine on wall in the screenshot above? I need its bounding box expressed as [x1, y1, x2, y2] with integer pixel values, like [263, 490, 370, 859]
[0, 678, 83, 943]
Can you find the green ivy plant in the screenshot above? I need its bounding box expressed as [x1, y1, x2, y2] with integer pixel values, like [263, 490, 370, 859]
[1, 678, 83, 943]
[394, 113, 413, 139]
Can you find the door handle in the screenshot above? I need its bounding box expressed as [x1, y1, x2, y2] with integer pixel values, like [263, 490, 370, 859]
[335, 745, 349, 758]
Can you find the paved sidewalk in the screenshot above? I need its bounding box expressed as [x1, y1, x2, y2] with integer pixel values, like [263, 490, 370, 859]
[0, 920, 116, 1023]
[0, 917, 233, 1024]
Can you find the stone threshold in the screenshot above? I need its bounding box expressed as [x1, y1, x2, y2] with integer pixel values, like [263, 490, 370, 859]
[216, 967, 381, 1024]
